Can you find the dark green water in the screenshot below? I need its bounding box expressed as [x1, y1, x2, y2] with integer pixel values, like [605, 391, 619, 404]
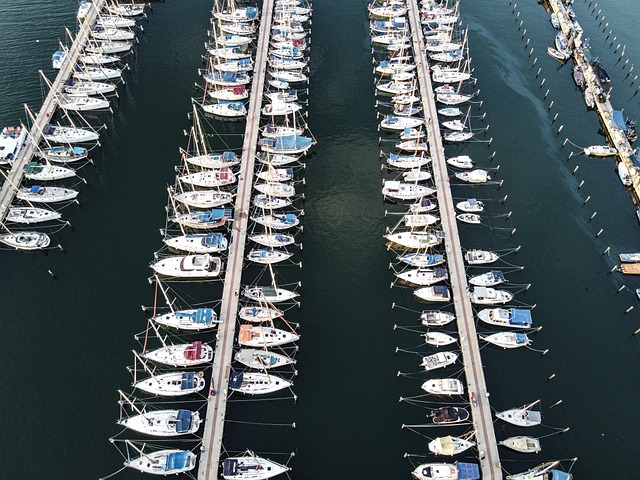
[1, 0, 640, 478]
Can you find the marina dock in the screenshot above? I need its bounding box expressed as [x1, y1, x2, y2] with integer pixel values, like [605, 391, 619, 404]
[198, 0, 275, 477]
[546, 0, 640, 204]
[0, 0, 105, 223]
[406, 0, 502, 477]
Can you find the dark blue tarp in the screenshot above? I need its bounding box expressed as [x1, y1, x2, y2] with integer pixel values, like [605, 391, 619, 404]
[175, 410, 192, 433]
[223, 459, 239, 476]
[515, 333, 528, 344]
[434, 285, 448, 296]
[457, 463, 480, 480]
[551, 471, 572, 480]
[221, 151, 236, 160]
[612, 110, 630, 131]
[181, 372, 195, 390]
[229, 372, 244, 389]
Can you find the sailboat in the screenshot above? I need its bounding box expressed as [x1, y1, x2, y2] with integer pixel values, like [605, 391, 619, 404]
[116, 390, 202, 436]
[420, 310, 455, 327]
[0, 231, 50, 250]
[125, 443, 197, 475]
[229, 371, 292, 395]
[480, 332, 531, 349]
[496, 400, 542, 427]
[239, 304, 284, 323]
[238, 324, 300, 348]
[411, 462, 480, 480]
[235, 348, 296, 369]
[150, 253, 224, 279]
[132, 353, 206, 397]
[17, 185, 78, 203]
[221, 451, 289, 480]
[6, 207, 61, 224]
[428, 435, 475, 456]
[142, 328, 214, 368]
[506, 461, 572, 480]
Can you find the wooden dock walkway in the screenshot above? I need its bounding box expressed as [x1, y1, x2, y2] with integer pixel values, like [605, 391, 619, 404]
[0, 0, 105, 222]
[197, 0, 274, 478]
[546, 0, 640, 204]
[406, 1, 502, 477]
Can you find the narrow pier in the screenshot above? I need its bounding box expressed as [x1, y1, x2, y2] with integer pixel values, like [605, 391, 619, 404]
[0, 0, 105, 222]
[198, 0, 274, 477]
[406, 1, 502, 477]
[546, 0, 640, 204]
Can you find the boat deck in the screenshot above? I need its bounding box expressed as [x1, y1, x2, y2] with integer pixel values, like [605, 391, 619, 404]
[0, 0, 106, 223]
[546, 0, 640, 204]
[197, 0, 274, 478]
[406, 1, 502, 477]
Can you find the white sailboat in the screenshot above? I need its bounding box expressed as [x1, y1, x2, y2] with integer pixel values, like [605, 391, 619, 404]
[132, 353, 206, 397]
[221, 452, 289, 480]
[228, 371, 292, 395]
[124, 443, 197, 476]
[0, 231, 50, 250]
[6, 207, 61, 224]
[164, 232, 228, 254]
[238, 324, 300, 348]
[17, 185, 79, 203]
[497, 400, 542, 427]
[234, 348, 296, 369]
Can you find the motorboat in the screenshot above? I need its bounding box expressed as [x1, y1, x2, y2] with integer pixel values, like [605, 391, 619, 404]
[0, 231, 50, 250]
[143, 341, 214, 367]
[420, 310, 455, 327]
[126, 449, 196, 475]
[411, 462, 480, 480]
[229, 371, 291, 395]
[133, 371, 206, 397]
[456, 198, 484, 213]
[5, 207, 61, 224]
[385, 231, 443, 250]
[424, 332, 457, 347]
[421, 378, 464, 395]
[238, 324, 300, 347]
[480, 332, 531, 349]
[469, 287, 513, 305]
[0, 126, 26, 165]
[455, 169, 490, 183]
[428, 435, 475, 456]
[170, 208, 231, 230]
[583, 145, 617, 157]
[414, 285, 451, 302]
[16, 185, 78, 203]
[118, 408, 201, 437]
[234, 349, 295, 369]
[398, 252, 445, 268]
[446, 155, 474, 169]
[429, 406, 470, 425]
[506, 461, 572, 480]
[153, 308, 218, 331]
[239, 305, 283, 323]
[456, 213, 481, 224]
[173, 190, 233, 209]
[469, 271, 506, 287]
[42, 124, 99, 144]
[618, 162, 632, 187]
[150, 254, 224, 279]
[497, 400, 542, 427]
[619, 252, 640, 263]
[247, 248, 293, 265]
[221, 453, 289, 480]
[249, 232, 296, 248]
[421, 351, 458, 371]
[396, 267, 448, 286]
[382, 181, 435, 200]
[477, 308, 533, 329]
[499, 436, 541, 454]
[465, 249, 499, 265]
[243, 286, 299, 303]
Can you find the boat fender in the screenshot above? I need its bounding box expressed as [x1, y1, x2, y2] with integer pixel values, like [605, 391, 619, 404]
[198, 371, 204, 378]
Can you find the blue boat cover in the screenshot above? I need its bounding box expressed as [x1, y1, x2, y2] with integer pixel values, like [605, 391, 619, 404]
[246, 6, 258, 19]
[275, 234, 290, 241]
[223, 459, 239, 476]
[390, 153, 416, 161]
[274, 135, 312, 151]
[73, 147, 86, 154]
[612, 110, 630, 131]
[551, 471, 571, 480]
[197, 209, 227, 222]
[221, 151, 236, 160]
[180, 372, 196, 390]
[515, 333, 528, 344]
[285, 213, 296, 223]
[457, 463, 480, 480]
[229, 372, 244, 389]
[175, 410, 192, 433]
[165, 451, 190, 471]
[43, 125, 56, 135]
[435, 268, 448, 278]
[195, 308, 213, 324]
[29, 185, 43, 194]
[510, 309, 532, 326]
[204, 233, 223, 247]
[434, 285, 448, 296]
[491, 271, 506, 282]
[52, 50, 64, 61]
